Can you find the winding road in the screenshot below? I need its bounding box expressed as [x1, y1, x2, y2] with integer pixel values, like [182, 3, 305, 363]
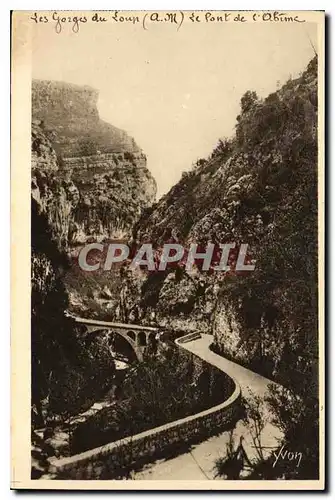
[133, 333, 283, 480]
[181, 334, 277, 399]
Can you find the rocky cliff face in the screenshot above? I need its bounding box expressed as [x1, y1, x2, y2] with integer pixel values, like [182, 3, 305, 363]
[31, 80, 158, 439]
[31, 121, 80, 250]
[31, 79, 156, 321]
[32, 80, 156, 243]
[62, 151, 156, 241]
[32, 80, 139, 156]
[116, 57, 318, 390]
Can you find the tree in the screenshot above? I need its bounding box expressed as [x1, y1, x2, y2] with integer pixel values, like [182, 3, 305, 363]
[240, 90, 259, 114]
[78, 138, 97, 156]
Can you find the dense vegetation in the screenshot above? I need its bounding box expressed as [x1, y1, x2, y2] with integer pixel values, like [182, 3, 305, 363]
[124, 57, 319, 479]
[128, 57, 318, 384]
[70, 346, 234, 454]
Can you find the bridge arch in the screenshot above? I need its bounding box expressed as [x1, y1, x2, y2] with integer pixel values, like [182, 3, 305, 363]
[111, 332, 138, 363]
[138, 331, 146, 347]
[127, 330, 136, 342]
[73, 317, 160, 362]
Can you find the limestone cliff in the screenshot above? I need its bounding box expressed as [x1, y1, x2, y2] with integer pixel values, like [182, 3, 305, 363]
[31, 80, 158, 441]
[31, 121, 80, 250]
[31, 79, 156, 324]
[32, 80, 156, 242]
[32, 80, 139, 156]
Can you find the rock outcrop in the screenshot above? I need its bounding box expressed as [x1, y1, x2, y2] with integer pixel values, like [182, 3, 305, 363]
[32, 80, 156, 243]
[32, 80, 139, 156]
[31, 80, 158, 437]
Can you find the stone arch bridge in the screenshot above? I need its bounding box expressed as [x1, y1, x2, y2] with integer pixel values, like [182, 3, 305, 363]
[74, 317, 159, 362]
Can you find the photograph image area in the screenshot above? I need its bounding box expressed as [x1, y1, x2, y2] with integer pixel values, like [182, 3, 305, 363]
[11, 10, 324, 490]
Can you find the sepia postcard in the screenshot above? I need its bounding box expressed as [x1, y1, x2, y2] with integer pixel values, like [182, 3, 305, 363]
[11, 10, 325, 490]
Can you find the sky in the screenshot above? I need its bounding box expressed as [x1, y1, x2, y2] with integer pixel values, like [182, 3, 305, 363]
[32, 16, 317, 198]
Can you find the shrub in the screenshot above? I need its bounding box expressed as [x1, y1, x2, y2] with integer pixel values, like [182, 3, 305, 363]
[70, 348, 233, 454]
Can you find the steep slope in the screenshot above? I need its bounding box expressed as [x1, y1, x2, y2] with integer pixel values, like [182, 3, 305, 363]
[121, 57, 318, 393]
[32, 80, 156, 242]
[31, 121, 80, 250]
